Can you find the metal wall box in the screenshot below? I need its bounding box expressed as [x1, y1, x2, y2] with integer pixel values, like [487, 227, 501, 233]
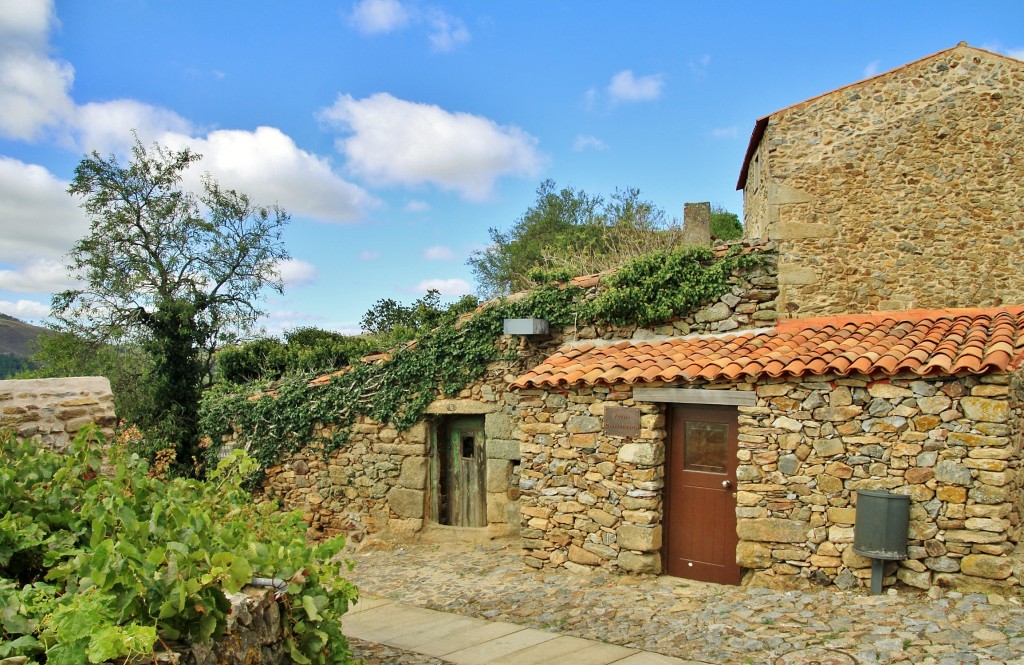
[853, 489, 910, 560]
[853, 489, 910, 594]
[502, 318, 549, 335]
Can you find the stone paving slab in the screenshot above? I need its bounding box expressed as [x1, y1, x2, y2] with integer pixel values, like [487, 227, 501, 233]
[414, 621, 525, 657]
[442, 627, 559, 665]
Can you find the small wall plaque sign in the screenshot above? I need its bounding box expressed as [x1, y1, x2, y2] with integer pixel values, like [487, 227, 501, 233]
[604, 406, 641, 438]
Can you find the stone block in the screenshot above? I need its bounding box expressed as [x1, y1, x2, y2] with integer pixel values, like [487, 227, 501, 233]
[486, 492, 511, 524]
[934, 460, 972, 486]
[486, 459, 513, 492]
[485, 438, 520, 459]
[568, 544, 602, 566]
[897, 567, 931, 590]
[398, 457, 428, 489]
[484, 413, 513, 439]
[867, 382, 914, 399]
[388, 487, 424, 519]
[960, 554, 1012, 580]
[813, 438, 845, 457]
[826, 507, 856, 525]
[566, 415, 601, 434]
[617, 442, 664, 466]
[617, 524, 662, 552]
[959, 397, 1008, 423]
[695, 302, 732, 323]
[813, 406, 864, 421]
[737, 518, 808, 543]
[778, 266, 819, 285]
[736, 541, 772, 568]
[616, 551, 661, 574]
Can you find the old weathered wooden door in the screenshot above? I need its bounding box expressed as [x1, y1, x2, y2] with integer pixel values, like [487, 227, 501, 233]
[430, 416, 486, 527]
[665, 404, 740, 584]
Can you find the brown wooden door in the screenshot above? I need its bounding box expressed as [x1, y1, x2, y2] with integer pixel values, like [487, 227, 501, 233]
[665, 404, 740, 584]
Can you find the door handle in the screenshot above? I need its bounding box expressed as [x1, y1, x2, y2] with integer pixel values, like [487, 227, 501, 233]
[722, 480, 732, 489]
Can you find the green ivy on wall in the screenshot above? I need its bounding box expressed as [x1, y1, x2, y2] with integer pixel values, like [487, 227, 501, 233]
[199, 245, 764, 476]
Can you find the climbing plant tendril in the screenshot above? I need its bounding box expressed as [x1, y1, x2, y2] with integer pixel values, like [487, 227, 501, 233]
[199, 245, 764, 475]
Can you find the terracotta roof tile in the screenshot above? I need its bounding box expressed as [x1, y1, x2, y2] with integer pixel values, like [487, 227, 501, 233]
[511, 306, 1024, 389]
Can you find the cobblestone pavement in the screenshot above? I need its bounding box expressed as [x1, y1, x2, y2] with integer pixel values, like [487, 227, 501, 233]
[343, 539, 1024, 665]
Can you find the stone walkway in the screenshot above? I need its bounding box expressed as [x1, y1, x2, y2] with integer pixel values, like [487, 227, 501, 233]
[343, 539, 1024, 665]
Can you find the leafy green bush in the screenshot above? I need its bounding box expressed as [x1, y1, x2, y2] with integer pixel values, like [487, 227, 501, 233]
[0, 427, 357, 664]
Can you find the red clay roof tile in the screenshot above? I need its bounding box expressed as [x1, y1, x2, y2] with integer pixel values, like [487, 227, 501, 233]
[511, 306, 1024, 389]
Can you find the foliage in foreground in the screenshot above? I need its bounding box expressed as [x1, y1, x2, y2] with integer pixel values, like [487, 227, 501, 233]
[201, 244, 764, 477]
[0, 428, 357, 664]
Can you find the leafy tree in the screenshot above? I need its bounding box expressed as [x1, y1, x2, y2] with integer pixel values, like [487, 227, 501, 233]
[467, 180, 604, 297]
[360, 290, 478, 346]
[52, 138, 289, 474]
[215, 328, 381, 384]
[711, 206, 743, 241]
[468, 181, 747, 297]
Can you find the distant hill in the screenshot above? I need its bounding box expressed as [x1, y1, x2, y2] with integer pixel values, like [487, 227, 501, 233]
[0, 313, 48, 358]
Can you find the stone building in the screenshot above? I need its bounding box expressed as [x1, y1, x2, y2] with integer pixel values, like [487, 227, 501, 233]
[241, 44, 1024, 593]
[511, 306, 1024, 591]
[738, 43, 1024, 316]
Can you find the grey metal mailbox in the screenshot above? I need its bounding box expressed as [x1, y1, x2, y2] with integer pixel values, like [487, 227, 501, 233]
[853, 489, 910, 593]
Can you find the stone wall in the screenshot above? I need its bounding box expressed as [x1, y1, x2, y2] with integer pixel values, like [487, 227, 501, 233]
[741, 44, 1024, 316]
[736, 372, 1020, 593]
[0, 377, 117, 450]
[139, 587, 288, 664]
[517, 384, 667, 574]
[247, 245, 779, 543]
[515, 371, 1023, 592]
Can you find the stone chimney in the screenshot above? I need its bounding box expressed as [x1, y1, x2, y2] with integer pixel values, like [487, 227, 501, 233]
[682, 202, 712, 246]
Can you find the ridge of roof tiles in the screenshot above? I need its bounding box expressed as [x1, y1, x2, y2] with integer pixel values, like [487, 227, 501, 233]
[511, 305, 1024, 389]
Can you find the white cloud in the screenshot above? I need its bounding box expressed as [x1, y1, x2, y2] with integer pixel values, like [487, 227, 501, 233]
[74, 99, 193, 154]
[688, 54, 711, 78]
[1005, 47, 1024, 61]
[0, 156, 87, 262]
[358, 250, 381, 261]
[348, 0, 469, 51]
[425, 8, 469, 52]
[274, 258, 318, 288]
[0, 258, 76, 293]
[348, 0, 410, 34]
[163, 127, 378, 223]
[0, 0, 75, 140]
[607, 70, 665, 103]
[414, 278, 471, 296]
[573, 134, 606, 151]
[863, 59, 882, 78]
[710, 126, 738, 139]
[319, 93, 543, 201]
[423, 245, 455, 261]
[0, 298, 50, 320]
[404, 199, 430, 212]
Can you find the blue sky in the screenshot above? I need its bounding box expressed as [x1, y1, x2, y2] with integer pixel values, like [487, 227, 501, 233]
[1, 0, 1021, 336]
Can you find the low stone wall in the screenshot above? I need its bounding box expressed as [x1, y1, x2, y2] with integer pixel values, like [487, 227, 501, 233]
[130, 587, 288, 664]
[0, 377, 116, 450]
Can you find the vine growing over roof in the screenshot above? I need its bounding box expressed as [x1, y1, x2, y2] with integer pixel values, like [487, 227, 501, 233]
[199, 244, 764, 476]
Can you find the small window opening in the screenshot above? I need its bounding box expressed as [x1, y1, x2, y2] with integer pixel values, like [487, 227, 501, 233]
[461, 436, 475, 459]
